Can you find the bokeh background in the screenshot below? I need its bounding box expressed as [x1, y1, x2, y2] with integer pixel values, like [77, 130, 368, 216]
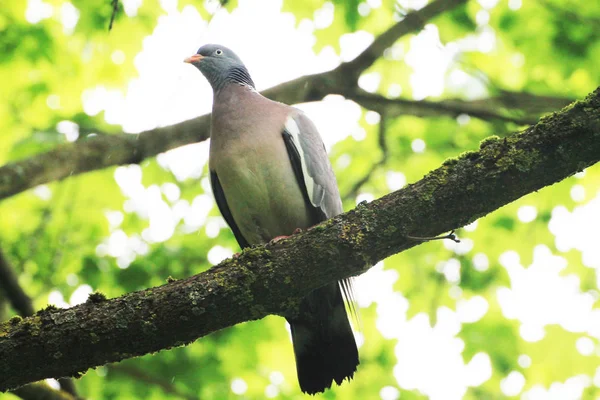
[1, 0, 600, 399]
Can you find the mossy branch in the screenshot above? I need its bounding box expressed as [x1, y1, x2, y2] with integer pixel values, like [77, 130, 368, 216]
[1, 86, 599, 391]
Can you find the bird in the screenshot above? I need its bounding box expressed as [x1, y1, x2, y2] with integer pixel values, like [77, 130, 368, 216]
[184, 44, 359, 394]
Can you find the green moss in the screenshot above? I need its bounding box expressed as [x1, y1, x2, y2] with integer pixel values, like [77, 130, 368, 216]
[280, 298, 301, 316]
[460, 150, 480, 161]
[442, 157, 459, 167]
[250, 305, 266, 319]
[90, 332, 100, 344]
[560, 99, 583, 113]
[9, 316, 22, 325]
[479, 135, 501, 149]
[496, 148, 540, 172]
[356, 200, 369, 208]
[310, 224, 327, 232]
[420, 165, 453, 202]
[38, 304, 59, 313]
[141, 320, 157, 334]
[87, 291, 107, 303]
[383, 226, 398, 236]
[22, 316, 43, 336]
[340, 221, 365, 247]
[191, 306, 205, 316]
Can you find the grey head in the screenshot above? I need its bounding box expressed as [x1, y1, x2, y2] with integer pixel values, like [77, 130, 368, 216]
[184, 44, 255, 91]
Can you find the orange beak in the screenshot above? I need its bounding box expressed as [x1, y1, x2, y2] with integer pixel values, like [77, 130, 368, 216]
[184, 54, 204, 64]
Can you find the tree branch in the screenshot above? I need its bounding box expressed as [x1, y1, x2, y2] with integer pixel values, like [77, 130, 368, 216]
[346, 89, 560, 125]
[0, 0, 494, 202]
[0, 85, 572, 203]
[0, 247, 35, 317]
[2, 86, 599, 391]
[344, 113, 389, 200]
[340, 0, 468, 79]
[109, 0, 119, 31]
[11, 382, 75, 400]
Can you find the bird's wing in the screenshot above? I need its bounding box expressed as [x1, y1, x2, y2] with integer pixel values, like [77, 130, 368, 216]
[281, 111, 343, 219]
[210, 170, 251, 249]
[281, 111, 359, 324]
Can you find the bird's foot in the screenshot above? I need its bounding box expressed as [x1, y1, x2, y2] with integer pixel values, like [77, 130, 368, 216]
[269, 235, 290, 244]
[407, 229, 460, 243]
[269, 228, 303, 245]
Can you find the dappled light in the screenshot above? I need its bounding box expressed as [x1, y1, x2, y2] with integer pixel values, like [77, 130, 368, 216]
[1, 0, 599, 399]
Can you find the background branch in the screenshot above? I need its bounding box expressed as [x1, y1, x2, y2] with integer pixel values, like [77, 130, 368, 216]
[340, 0, 468, 79]
[11, 382, 75, 400]
[0, 0, 534, 202]
[0, 247, 80, 398]
[108, 365, 198, 400]
[2, 86, 599, 391]
[109, 0, 119, 31]
[344, 113, 389, 200]
[0, 247, 35, 317]
[345, 89, 568, 125]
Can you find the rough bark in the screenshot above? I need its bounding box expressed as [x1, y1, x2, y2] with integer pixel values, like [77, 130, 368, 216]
[1, 86, 599, 391]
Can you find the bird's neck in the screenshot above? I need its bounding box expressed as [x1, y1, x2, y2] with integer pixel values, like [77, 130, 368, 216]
[213, 66, 255, 93]
[212, 83, 260, 118]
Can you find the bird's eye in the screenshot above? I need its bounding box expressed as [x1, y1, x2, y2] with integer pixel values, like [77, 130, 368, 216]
[215, 49, 223, 56]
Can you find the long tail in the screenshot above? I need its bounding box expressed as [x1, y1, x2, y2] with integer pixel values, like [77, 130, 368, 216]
[288, 282, 359, 394]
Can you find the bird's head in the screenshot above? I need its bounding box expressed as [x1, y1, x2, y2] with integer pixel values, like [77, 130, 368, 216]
[184, 44, 254, 91]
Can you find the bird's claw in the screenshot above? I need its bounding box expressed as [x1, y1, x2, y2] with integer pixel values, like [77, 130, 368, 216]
[268, 228, 303, 245]
[269, 235, 290, 245]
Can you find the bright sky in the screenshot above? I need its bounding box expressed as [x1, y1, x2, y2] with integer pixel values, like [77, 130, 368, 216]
[23, 0, 600, 398]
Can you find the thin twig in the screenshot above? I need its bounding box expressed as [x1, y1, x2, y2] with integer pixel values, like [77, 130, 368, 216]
[109, 0, 119, 31]
[52, 180, 78, 271]
[407, 229, 460, 243]
[344, 113, 389, 200]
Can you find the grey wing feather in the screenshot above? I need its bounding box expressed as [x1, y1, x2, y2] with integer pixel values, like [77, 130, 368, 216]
[285, 111, 343, 219]
[284, 111, 360, 329]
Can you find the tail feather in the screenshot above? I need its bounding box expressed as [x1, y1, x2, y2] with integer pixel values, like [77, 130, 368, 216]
[288, 282, 359, 394]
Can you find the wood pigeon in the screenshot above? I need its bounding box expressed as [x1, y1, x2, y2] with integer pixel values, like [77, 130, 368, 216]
[185, 44, 359, 394]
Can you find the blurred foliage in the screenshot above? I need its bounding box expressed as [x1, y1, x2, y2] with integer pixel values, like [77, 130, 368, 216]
[1, 0, 600, 399]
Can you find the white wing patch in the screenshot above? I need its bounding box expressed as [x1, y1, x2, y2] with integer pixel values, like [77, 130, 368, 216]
[285, 116, 317, 207]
